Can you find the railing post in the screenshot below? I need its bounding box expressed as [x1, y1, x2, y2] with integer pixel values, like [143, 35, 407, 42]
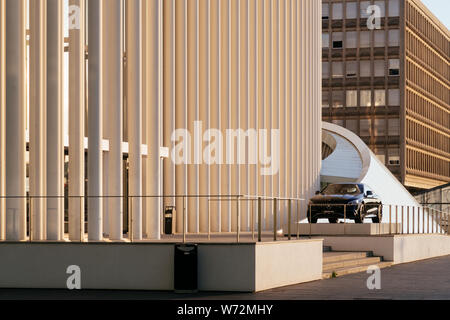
[273, 198, 277, 241]
[396, 205, 398, 234]
[296, 200, 300, 239]
[288, 199, 291, 240]
[343, 204, 346, 235]
[29, 196, 32, 242]
[80, 196, 83, 242]
[389, 205, 392, 235]
[208, 198, 211, 240]
[402, 206, 404, 234]
[130, 196, 133, 242]
[258, 197, 262, 242]
[251, 200, 255, 240]
[236, 196, 240, 243]
[309, 204, 312, 238]
[183, 196, 186, 244]
[412, 207, 415, 234]
[407, 206, 410, 234]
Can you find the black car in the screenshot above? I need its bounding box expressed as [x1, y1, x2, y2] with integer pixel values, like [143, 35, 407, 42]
[307, 183, 382, 223]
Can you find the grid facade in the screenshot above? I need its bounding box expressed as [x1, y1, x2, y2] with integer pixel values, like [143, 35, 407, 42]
[321, 0, 450, 190]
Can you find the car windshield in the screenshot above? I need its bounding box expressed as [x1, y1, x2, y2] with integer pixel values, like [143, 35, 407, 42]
[321, 184, 361, 195]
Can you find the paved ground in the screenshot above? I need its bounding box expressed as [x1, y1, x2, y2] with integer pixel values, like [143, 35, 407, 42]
[1, 255, 450, 300]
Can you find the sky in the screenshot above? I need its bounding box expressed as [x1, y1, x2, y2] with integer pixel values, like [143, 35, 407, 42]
[420, 0, 450, 30]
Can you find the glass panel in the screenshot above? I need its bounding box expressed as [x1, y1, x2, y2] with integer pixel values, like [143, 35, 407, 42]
[374, 118, 386, 135]
[388, 29, 400, 46]
[374, 60, 385, 77]
[388, 118, 400, 136]
[360, 1, 371, 18]
[332, 62, 344, 78]
[332, 3, 343, 20]
[360, 90, 372, 107]
[332, 32, 343, 49]
[322, 3, 329, 19]
[389, 59, 400, 76]
[375, 90, 385, 106]
[360, 61, 371, 77]
[374, 1, 386, 17]
[360, 119, 372, 136]
[346, 119, 358, 133]
[388, 0, 400, 17]
[332, 119, 344, 127]
[322, 33, 329, 48]
[332, 91, 344, 108]
[360, 31, 371, 48]
[374, 30, 385, 47]
[346, 31, 357, 48]
[346, 2, 357, 19]
[322, 91, 329, 108]
[346, 90, 358, 107]
[346, 61, 357, 78]
[388, 89, 400, 106]
[322, 62, 329, 79]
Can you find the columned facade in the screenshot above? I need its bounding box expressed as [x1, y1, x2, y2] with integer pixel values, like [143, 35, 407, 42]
[0, 0, 322, 241]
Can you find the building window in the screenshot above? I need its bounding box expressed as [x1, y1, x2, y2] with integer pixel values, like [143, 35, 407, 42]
[375, 149, 386, 164]
[375, 90, 385, 106]
[346, 31, 357, 48]
[346, 2, 357, 19]
[360, 90, 372, 107]
[346, 90, 358, 107]
[346, 119, 358, 133]
[322, 33, 329, 48]
[332, 119, 344, 127]
[374, 60, 385, 77]
[360, 1, 371, 19]
[374, 1, 386, 17]
[388, 148, 400, 166]
[322, 3, 329, 19]
[388, 118, 400, 136]
[388, 29, 400, 47]
[322, 62, 329, 79]
[360, 31, 371, 48]
[388, 0, 400, 17]
[389, 59, 399, 76]
[332, 32, 343, 49]
[332, 91, 344, 108]
[388, 89, 400, 106]
[360, 119, 372, 137]
[360, 61, 371, 77]
[374, 119, 386, 136]
[332, 3, 343, 20]
[332, 62, 344, 78]
[374, 30, 385, 47]
[346, 61, 357, 78]
[322, 91, 329, 108]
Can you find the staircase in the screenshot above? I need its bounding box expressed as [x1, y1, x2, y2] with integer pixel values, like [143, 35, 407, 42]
[323, 247, 393, 279]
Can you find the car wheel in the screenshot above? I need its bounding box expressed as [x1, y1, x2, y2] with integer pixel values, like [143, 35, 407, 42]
[354, 204, 364, 224]
[328, 218, 338, 223]
[372, 205, 383, 223]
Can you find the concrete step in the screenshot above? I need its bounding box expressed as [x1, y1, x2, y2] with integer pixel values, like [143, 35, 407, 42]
[323, 251, 373, 264]
[323, 261, 393, 279]
[323, 256, 381, 272]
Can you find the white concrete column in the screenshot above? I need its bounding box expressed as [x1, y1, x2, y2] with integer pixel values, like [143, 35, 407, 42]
[143, 0, 161, 239]
[5, 0, 27, 241]
[68, 0, 85, 241]
[104, 0, 123, 241]
[0, 0, 6, 240]
[126, 0, 143, 240]
[47, 0, 64, 241]
[87, 0, 103, 241]
[30, 0, 48, 241]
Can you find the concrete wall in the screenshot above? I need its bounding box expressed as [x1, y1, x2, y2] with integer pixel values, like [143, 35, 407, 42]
[0, 239, 323, 292]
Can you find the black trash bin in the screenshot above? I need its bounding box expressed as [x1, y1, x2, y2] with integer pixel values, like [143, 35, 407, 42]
[164, 206, 176, 235]
[174, 244, 198, 293]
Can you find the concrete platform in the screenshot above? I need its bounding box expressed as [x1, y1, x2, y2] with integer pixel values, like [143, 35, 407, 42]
[317, 234, 450, 264]
[0, 239, 323, 292]
[294, 223, 401, 236]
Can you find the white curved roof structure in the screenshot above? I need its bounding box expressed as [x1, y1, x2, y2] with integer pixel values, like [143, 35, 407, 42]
[321, 122, 420, 209]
